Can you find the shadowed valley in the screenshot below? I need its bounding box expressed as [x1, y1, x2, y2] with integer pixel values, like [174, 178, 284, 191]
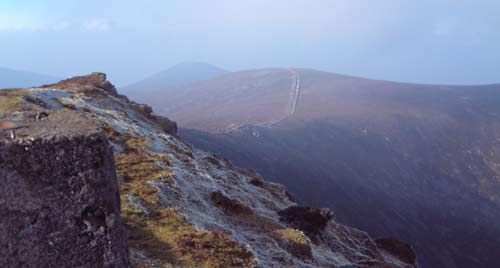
[137, 68, 500, 268]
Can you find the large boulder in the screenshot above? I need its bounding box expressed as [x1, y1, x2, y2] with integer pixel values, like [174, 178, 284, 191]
[278, 206, 334, 238]
[0, 110, 130, 268]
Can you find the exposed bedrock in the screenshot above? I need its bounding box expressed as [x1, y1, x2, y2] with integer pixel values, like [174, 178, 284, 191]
[0, 111, 130, 268]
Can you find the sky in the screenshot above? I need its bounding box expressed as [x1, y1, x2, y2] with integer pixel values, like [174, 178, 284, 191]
[0, 0, 499, 86]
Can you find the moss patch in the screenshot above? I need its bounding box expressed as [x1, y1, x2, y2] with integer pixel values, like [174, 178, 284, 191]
[274, 229, 309, 246]
[124, 137, 149, 151]
[123, 201, 255, 268]
[112, 134, 255, 268]
[116, 152, 172, 204]
[273, 229, 312, 259]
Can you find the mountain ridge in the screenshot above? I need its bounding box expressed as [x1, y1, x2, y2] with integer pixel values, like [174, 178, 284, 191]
[140, 68, 500, 268]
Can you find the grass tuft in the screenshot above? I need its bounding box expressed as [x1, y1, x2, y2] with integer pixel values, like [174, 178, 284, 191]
[273, 229, 312, 259]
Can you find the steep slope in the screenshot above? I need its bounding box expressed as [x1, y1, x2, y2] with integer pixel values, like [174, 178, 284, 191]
[143, 68, 500, 268]
[0, 73, 416, 268]
[0, 67, 59, 89]
[142, 69, 296, 132]
[121, 62, 228, 95]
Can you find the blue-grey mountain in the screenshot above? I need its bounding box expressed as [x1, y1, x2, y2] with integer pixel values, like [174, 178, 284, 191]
[0, 67, 59, 89]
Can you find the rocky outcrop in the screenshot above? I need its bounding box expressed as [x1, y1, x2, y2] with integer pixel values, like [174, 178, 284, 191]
[278, 206, 334, 237]
[155, 115, 178, 135]
[128, 102, 178, 135]
[44, 72, 120, 97]
[0, 110, 130, 268]
[40, 73, 177, 136]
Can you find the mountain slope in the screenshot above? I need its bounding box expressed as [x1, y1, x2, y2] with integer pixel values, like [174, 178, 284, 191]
[121, 62, 228, 95]
[0, 67, 59, 89]
[141, 68, 500, 268]
[0, 73, 416, 268]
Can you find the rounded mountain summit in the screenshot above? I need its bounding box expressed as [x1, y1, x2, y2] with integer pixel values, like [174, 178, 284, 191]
[135, 67, 500, 268]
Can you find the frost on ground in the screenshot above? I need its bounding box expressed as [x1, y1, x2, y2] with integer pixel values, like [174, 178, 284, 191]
[8, 73, 417, 268]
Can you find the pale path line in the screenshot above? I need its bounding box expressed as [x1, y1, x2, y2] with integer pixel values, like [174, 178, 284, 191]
[288, 69, 301, 116]
[225, 69, 301, 133]
[224, 123, 245, 134]
[266, 69, 301, 127]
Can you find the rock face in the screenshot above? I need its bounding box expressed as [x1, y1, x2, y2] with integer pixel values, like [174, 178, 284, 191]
[0, 111, 130, 268]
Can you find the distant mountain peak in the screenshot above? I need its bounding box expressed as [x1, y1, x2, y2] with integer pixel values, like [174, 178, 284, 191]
[170, 61, 225, 68]
[120, 62, 228, 94]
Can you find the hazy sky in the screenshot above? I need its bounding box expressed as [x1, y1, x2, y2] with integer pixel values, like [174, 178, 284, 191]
[0, 0, 499, 86]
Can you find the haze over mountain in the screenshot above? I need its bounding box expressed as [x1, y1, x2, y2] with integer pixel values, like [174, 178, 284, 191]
[140, 68, 500, 268]
[2, 1, 499, 268]
[120, 62, 227, 94]
[0, 67, 59, 89]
